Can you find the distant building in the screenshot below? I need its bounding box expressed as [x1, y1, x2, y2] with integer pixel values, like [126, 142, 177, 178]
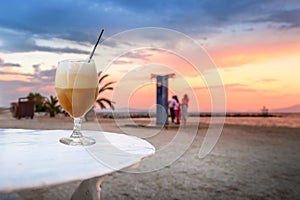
[261, 106, 269, 117]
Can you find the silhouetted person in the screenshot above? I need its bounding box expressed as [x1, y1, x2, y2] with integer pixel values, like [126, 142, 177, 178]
[181, 94, 189, 126]
[169, 95, 176, 123]
[174, 95, 180, 124]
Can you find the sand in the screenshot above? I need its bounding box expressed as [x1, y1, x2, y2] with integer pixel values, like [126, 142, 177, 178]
[0, 112, 299, 199]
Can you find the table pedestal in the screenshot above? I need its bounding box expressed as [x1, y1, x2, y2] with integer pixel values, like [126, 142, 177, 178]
[71, 176, 104, 200]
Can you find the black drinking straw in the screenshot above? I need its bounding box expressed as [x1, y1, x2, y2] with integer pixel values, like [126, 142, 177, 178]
[88, 29, 104, 63]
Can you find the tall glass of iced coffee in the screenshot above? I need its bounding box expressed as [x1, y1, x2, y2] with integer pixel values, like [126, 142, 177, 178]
[55, 59, 98, 145]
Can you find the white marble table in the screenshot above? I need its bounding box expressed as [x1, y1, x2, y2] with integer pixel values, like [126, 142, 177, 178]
[0, 129, 155, 199]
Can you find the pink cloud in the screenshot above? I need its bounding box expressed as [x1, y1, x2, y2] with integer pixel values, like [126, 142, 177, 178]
[17, 86, 34, 92]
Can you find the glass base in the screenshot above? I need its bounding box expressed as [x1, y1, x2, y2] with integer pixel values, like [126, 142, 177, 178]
[59, 136, 96, 146]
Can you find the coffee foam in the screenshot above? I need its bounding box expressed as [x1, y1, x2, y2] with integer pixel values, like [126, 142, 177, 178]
[55, 60, 98, 88]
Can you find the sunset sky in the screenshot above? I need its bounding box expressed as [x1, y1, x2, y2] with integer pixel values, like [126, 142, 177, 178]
[0, 0, 299, 112]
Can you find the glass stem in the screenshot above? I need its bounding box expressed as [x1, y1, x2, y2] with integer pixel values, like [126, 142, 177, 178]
[71, 117, 83, 138]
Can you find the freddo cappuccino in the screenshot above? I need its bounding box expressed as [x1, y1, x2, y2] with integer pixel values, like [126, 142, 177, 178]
[55, 60, 98, 117]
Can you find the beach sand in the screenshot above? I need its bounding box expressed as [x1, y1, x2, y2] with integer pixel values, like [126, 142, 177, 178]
[0, 112, 299, 199]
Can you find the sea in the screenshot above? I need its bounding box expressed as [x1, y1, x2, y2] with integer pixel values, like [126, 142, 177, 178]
[106, 111, 300, 129]
[190, 113, 300, 128]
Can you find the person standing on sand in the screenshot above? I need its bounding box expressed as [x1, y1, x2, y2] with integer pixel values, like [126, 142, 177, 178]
[169, 96, 176, 123]
[181, 94, 189, 126]
[173, 95, 180, 124]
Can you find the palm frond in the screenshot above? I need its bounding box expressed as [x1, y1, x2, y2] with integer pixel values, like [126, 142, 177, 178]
[96, 98, 115, 110]
[44, 95, 61, 117]
[98, 82, 115, 93]
[96, 72, 115, 110]
[101, 81, 115, 89]
[99, 74, 109, 84]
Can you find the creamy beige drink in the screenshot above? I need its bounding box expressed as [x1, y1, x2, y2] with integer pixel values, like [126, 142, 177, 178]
[55, 60, 98, 118]
[54, 29, 104, 146]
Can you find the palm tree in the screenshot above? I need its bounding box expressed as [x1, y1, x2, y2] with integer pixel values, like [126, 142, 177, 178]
[44, 95, 61, 117]
[85, 71, 115, 121]
[96, 71, 115, 110]
[27, 92, 46, 112]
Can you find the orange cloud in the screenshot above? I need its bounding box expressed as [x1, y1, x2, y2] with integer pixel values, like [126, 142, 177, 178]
[206, 31, 300, 68]
[210, 42, 299, 67]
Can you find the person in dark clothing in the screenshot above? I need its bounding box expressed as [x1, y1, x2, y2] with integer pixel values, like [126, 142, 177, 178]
[168, 95, 176, 123]
[173, 95, 180, 124]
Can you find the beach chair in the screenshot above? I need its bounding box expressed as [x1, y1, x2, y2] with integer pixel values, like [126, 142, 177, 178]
[16, 97, 34, 119]
[10, 102, 18, 118]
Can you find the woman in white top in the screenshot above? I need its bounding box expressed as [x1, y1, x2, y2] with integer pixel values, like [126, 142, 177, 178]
[181, 94, 189, 126]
